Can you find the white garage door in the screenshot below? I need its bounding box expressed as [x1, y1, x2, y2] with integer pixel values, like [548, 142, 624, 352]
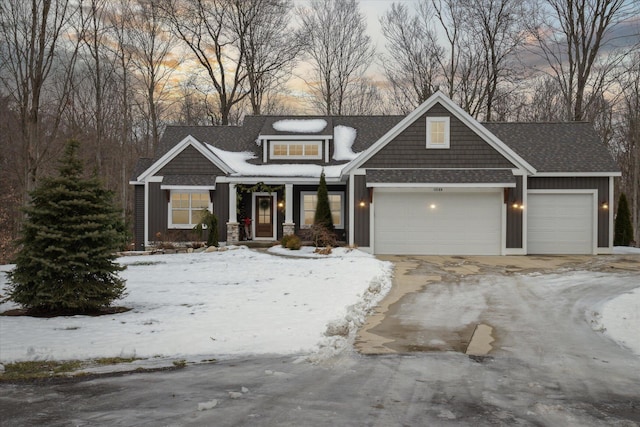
[374, 190, 502, 255]
[527, 193, 594, 255]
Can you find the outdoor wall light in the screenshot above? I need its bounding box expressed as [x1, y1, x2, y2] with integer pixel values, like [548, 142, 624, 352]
[601, 202, 609, 210]
[278, 201, 284, 208]
[359, 200, 366, 207]
[512, 202, 520, 209]
[430, 204, 437, 209]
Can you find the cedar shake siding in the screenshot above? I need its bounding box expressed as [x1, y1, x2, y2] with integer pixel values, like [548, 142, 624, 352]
[363, 104, 516, 169]
[158, 145, 226, 176]
[528, 177, 610, 248]
[353, 175, 370, 247]
[506, 176, 524, 249]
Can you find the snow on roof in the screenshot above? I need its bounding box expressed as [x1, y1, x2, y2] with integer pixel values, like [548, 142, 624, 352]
[333, 125, 358, 161]
[206, 144, 345, 178]
[272, 119, 328, 133]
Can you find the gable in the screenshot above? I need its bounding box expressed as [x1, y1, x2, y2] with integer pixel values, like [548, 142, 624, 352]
[362, 103, 516, 169]
[157, 144, 226, 176]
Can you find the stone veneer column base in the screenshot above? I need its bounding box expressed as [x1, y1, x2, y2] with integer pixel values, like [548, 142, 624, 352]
[226, 222, 240, 244]
[283, 223, 295, 237]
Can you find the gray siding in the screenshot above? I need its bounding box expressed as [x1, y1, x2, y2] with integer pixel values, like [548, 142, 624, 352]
[148, 182, 168, 242]
[528, 177, 610, 248]
[214, 183, 230, 241]
[134, 185, 145, 250]
[363, 103, 515, 169]
[158, 145, 225, 175]
[353, 175, 370, 247]
[506, 176, 523, 249]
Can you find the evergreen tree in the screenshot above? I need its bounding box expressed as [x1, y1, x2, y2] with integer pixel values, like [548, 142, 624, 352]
[614, 193, 634, 246]
[314, 171, 334, 230]
[8, 140, 126, 314]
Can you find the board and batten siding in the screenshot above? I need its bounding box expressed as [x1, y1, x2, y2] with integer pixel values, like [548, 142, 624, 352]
[134, 185, 145, 250]
[353, 175, 370, 247]
[214, 183, 229, 242]
[528, 177, 609, 248]
[148, 181, 168, 243]
[506, 176, 523, 249]
[158, 145, 226, 176]
[363, 103, 515, 169]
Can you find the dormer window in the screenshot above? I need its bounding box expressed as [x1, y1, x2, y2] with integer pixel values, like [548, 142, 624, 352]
[426, 117, 450, 149]
[270, 141, 322, 159]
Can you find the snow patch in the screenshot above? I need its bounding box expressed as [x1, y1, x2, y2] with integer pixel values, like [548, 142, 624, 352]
[332, 126, 358, 161]
[0, 248, 392, 363]
[272, 119, 327, 133]
[613, 246, 640, 254]
[599, 287, 640, 355]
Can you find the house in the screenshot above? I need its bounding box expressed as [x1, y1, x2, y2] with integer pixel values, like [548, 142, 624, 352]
[130, 92, 620, 255]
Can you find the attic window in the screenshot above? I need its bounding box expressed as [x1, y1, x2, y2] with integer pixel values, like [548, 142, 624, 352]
[426, 117, 450, 149]
[271, 141, 322, 159]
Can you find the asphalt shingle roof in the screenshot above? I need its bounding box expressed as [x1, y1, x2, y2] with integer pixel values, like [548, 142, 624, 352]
[483, 122, 619, 173]
[366, 169, 517, 185]
[162, 175, 218, 186]
[149, 117, 619, 182]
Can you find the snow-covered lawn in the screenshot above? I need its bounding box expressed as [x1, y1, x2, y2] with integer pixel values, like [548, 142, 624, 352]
[0, 247, 392, 363]
[0, 247, 638, 365]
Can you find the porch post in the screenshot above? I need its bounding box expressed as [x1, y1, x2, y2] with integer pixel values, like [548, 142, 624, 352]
[283, 183, 295, 236]
[226, 183, 239, 243]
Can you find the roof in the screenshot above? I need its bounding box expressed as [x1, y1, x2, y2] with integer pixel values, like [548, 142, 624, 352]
[366, 169, 516, 186]
[148, 105, 618, 182]
[131, 158, 153, 182]
[483, 122, 620, 173]
[161, 175, 217, 187]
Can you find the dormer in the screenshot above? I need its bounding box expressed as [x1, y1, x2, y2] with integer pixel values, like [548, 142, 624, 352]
[258, 117, 334, 163]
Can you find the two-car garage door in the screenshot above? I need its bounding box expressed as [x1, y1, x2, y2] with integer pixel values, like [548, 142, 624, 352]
[374, 190, 502, 255]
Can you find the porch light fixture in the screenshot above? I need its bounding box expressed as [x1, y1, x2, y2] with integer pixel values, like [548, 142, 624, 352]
[601, 201, 608, 210]
[278, 201, 284, 208]
[512, 202, 519, 209]
[430, 204, 436, 209]
[359, 200, 366, 207]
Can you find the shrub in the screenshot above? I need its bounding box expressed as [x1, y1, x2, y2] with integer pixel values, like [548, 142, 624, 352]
[314, 171, 334, 230]
[303, 224, 337, 248]
[281, 234, 301, 250]
[614, 193, 634, 246]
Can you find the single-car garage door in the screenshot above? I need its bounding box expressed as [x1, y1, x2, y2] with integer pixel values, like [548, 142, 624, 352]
[527, 192, 595, 254]
[374, 190, 502, 255]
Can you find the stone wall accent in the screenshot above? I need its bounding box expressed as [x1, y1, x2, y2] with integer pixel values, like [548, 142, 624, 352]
[226, 222, 240, 244]
[283, 223, 295, 237]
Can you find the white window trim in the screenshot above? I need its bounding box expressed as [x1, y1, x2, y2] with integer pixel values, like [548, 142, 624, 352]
[168, 190, 213, 229]
[300, 191, 345, 229]
[270, 141, 323, 160]
[426, 116, 450, 149]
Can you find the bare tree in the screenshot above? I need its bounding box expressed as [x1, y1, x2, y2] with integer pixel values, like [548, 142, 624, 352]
[297, 0, 375, 115]
[462, 0, 529, 121]
[615, 54, 640, 244]
[111, 0, 178, 154]
[379, 2, 443, 113]
[232, 0, 301, 115]
[159, 0, 249, 125]
[432, 0, 465, 99]
[528, 0, 637, 121]
[0, 0, 81, 198]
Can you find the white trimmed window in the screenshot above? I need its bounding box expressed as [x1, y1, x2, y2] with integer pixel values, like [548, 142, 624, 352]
[300, 191, 344, 229]
[271, 141, 322, 159]
[169, 191, 211, 228]
[426, 117, 450, 149]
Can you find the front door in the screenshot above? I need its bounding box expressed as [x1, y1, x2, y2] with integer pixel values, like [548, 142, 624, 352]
[255, 195, 274, 238]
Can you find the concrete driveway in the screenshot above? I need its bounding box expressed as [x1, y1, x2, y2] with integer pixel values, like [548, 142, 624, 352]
[357, 254, 640, 355]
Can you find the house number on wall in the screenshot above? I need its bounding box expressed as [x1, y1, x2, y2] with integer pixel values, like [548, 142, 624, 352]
[433, 188, 444, 192]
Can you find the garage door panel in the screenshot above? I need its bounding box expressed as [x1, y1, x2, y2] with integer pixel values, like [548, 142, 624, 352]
[374, 191, 502, 255]
[527, 193, 594, 255]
